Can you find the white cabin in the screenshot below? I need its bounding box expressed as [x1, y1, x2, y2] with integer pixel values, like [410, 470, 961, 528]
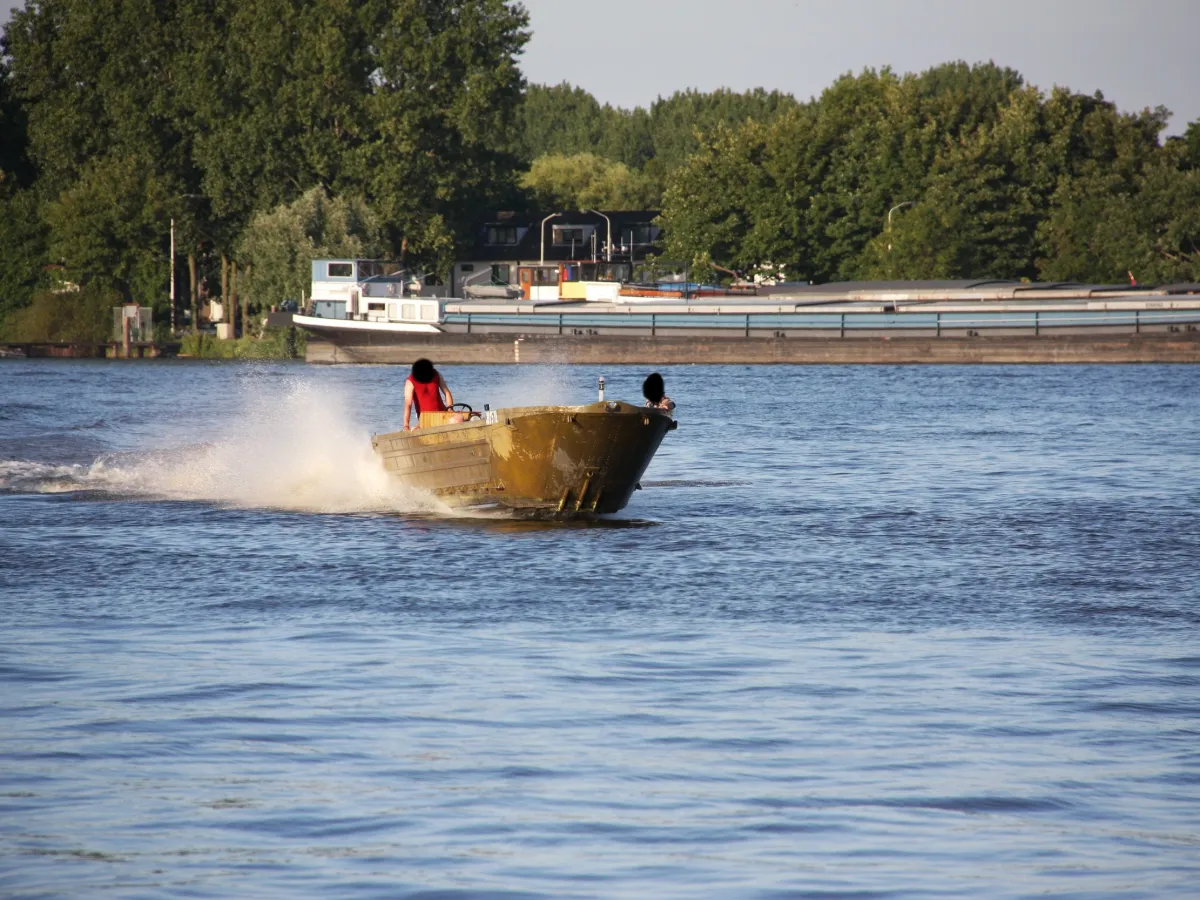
[309, 259, 442, 325]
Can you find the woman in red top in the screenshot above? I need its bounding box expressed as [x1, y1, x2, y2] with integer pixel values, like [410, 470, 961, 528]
[403, 358, 455, 430]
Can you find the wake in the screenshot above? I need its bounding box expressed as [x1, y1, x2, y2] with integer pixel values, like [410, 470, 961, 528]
[0, 379, 445, 515]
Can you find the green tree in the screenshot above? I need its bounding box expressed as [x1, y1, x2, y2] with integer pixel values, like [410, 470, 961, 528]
[6, 0, 531, 305]
[517, 82, 637, 164]
[0, 181, 48, 329]
[4, 0, 200, 197]
[521, 153, 659, 211]
[1038, 142, 1200, 284]
[237, 187, 387, 309]
[0, 58, 45, 327]
[2, 283, 123, 343]
[1180, 119, 1200, 169]
[659, 116, 808, 279]
[0, 56, 32, 185]
[644, 87, 801, 178]
[5, 0, 217, 329]
[353, 0, 530, 274]
[41, 155, 171, 304]
[660, 61, 1174, 284]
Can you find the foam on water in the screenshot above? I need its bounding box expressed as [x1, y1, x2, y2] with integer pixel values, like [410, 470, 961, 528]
[0, 377, 444, 515]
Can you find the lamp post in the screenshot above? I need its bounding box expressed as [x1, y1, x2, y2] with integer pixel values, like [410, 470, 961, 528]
[539, 212, 564, 265]
[886, 201, 915, 265]
[583, 209, 612, 262]
[169, 218, 176, 334]
[888, 201, 912, 234]
[885, 201, 916, 279]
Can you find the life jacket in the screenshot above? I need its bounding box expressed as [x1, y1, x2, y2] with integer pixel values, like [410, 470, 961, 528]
[407, 374, 446, 414]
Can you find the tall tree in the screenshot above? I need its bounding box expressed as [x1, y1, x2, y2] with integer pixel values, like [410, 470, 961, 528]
[644, 87, 800, 178]
[0, 56, 45, 325]
[521, 153, 659, 211]
[237, 186, 386, 308]
[355, 0, 530, 275]
[41, 154, 172, 303]
[5, 0, 212, 324]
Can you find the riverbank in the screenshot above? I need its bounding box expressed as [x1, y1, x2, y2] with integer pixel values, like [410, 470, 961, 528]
[178, 328, 305, 360]
[305, 332, 1200, 364]
[0, 341, 178, 359]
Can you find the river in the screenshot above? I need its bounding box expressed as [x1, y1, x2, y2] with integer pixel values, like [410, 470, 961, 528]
[1, 359, 1197, 898]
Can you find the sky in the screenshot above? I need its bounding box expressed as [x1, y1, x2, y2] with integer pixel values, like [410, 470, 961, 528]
[517, 0, 1200, 134]
[4, 0, 1198, 133]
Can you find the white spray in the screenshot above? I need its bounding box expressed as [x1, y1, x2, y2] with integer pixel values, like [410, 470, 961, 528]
[1, 377, 445, 515]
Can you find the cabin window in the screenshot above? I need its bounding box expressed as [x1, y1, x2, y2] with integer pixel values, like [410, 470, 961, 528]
[621, 225, 655, 246]
[361, 261, 401, 278]
[367, 302, 385, 311]
[327, 262, 353, 278]
[460, 263, 474, 272]
[532, 267, 558, 285]
[552, 226, 587, 246]
[421, 304, 437, 321]
[487, 226, 518, 245]
[402, 303, 416, 320]
[492, 264, 510, 284]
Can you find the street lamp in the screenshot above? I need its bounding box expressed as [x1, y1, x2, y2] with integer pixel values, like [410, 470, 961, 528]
[886, 201, 915, 259]
[583, 209, 612, 262]
[887, 201, 915, 232]
[539, 212, 564, 265]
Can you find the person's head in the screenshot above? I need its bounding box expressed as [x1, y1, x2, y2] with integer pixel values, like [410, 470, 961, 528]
[411, 358, 436, 383]
[642, 372, 665, 404]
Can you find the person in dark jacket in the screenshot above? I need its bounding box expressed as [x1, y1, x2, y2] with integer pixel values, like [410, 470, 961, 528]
[642, 372, 675, 411]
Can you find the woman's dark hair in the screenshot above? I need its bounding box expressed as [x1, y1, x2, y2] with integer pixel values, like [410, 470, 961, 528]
[411, 358, 436, 383]
[642, 372, 665, 404]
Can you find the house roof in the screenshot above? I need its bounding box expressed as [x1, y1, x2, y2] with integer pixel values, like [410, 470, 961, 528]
[466, 210, 661, 263]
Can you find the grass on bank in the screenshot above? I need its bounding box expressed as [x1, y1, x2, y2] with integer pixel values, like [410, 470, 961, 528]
[178, 327, 306, 359]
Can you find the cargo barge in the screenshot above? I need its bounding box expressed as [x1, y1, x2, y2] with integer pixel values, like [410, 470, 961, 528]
[292, 261, 1200, 364]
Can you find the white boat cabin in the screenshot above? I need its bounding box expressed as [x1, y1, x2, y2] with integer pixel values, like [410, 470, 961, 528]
[310, 259, 443, 325]
[454, 260, 633, 302]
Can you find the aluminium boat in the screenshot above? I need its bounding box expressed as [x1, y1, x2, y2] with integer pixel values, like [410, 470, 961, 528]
[371, 399, 676, 517]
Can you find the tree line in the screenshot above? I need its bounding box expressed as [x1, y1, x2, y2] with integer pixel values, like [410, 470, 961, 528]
[658, 66, 1200, 286]
[0, 0, 530, 340]
[1, 0, 1197, 343]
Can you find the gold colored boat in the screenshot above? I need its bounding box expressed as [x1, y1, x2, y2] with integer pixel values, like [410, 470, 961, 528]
[371, 400, 677, 516]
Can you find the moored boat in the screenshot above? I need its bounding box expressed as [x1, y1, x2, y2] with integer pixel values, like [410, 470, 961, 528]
[371, 399, 677, 517]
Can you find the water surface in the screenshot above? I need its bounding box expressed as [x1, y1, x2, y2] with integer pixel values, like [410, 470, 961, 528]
[1, 360, 1198, 899]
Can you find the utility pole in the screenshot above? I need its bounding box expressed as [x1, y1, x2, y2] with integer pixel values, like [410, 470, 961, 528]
[169, 218, 176, 335]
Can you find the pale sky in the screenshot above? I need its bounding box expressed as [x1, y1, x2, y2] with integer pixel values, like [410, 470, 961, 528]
[518, 0, 1200, 134]
[4, 0, 1199, 133]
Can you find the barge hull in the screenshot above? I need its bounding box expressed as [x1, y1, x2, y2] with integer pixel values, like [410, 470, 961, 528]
[308, 332, 1200, 365]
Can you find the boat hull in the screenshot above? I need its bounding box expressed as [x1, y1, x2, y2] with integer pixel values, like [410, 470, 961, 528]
[371, 401, 675, 516]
